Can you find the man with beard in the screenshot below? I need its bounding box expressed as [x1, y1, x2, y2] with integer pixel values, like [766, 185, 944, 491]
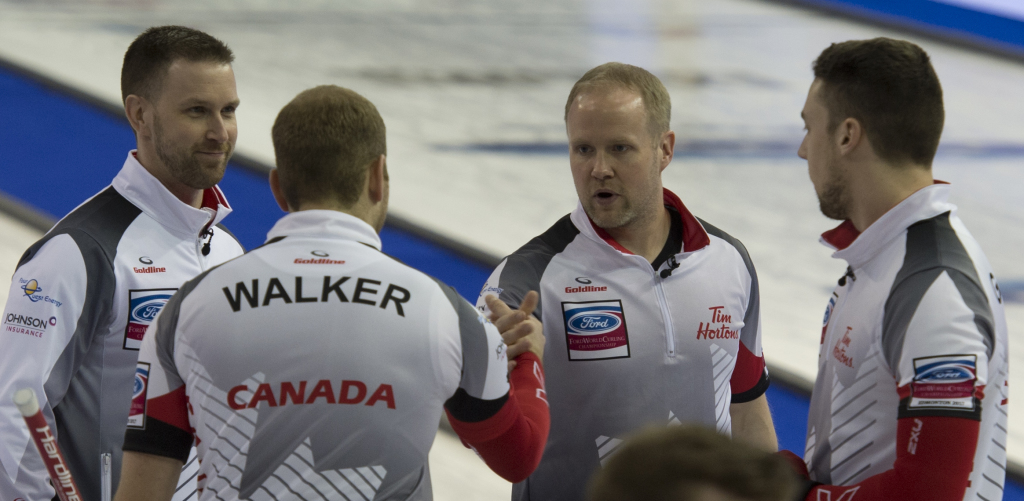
[0, 26, 244, 501]
[477, 62, 777, 501]
[788, 38, 1008, 501]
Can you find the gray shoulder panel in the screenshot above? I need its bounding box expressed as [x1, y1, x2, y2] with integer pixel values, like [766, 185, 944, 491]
[497, 214, 580, 318]
[430, 277, 492, 398]
[882, 212, 995, 371]
[152, 267, 217, 380]
[698, 218, 760, 347]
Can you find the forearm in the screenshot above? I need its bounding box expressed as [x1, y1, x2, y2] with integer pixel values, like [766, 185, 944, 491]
[446, 352, 550, 482]
[114, 451, 182, 501]
[804, 416, 977, 501]
[730, 395, 778, 451]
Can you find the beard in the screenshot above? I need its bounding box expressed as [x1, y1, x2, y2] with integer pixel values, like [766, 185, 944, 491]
[584, 161, 662, 231]
[816, 156, 850, 221]
[153, 117, 231, 190]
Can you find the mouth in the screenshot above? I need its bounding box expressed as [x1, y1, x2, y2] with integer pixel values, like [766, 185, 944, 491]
[592, 189, 619, 206]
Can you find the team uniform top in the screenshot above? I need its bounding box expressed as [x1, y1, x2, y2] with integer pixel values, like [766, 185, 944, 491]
[804, 183, 1009, 501]
[477, 188, 769, 501]
[0, 152, 242, 501]
[123, 210, 549, 501]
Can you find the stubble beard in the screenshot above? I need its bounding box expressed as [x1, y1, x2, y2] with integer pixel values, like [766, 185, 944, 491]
[153, 116, 231, 191]
[817, 154, 849, 221]
[585, 162, 662, 231]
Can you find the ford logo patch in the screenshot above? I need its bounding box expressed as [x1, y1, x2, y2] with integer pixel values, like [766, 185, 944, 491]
[567, 311, 621, 335]
[132, 299, 167, 322]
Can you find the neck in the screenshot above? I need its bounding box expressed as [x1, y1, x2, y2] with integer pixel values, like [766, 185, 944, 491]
[604, 205, 671, 263]
[135, 146, 203, 208]
[847, 161, 933, 232]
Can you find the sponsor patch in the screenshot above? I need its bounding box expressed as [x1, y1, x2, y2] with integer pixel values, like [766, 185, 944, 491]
[18, 278, 62, 307]
[821, 294, 837, 344]
[124, 289, 177, 350]
[562, 300, 630, 361]
[2, 312, 56, 338]
[127, 362, 149, 429]
[908, 354, 977, 411]
[479, 282, 504, 297]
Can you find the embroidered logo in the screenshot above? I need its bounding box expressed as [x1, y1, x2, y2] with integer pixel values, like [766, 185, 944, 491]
[908, 354, 977, 411]
[832, 327, 854, 368]
[562, 300, 630, 361]
[696, 306, 738, 340]
[124, 289, 177, 350]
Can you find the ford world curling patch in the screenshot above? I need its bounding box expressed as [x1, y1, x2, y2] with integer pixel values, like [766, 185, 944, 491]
[909, 354, 978, 412]
[562, 300, 630, 361]
[124, 289, 177, 350]
[127, 362, 150, 429]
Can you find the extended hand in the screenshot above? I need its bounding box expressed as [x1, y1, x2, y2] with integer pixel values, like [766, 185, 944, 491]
[485, 291, 544, 371]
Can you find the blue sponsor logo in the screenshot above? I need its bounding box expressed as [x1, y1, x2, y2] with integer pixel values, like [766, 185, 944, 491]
[21, 279, 43, 301]
[822, 296, 836, 327]
[133, 365, 149, 398]
[913, 359, 976, 384]
[129, 294, 174, 323]
[565, 307, 623, 335]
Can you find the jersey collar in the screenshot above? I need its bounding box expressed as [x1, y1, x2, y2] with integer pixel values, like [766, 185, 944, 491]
[571, 188, 710, 256]
[821, 181, 955, 268]
[266, 210, 383, 251]
[111, 151, 233, 239]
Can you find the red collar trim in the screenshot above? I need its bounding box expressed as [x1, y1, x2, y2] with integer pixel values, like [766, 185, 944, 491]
[201, 186, 229, 211]
[588, 189, 711, 255]
[821, 180, 948, 251]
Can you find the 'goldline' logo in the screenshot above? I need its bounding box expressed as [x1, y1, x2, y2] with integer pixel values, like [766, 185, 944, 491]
[294, 258, 345, 264]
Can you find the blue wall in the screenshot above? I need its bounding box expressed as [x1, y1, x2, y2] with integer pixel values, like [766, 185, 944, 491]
[788, 0, 1024, 57]
[2, 63, 1021, 499]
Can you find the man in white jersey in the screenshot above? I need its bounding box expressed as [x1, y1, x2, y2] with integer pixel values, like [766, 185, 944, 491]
[478, 62, 777, 501]
[0, 26, 244, 501]
[788, 38, 1009, 500]
[114, 85, 551, 501]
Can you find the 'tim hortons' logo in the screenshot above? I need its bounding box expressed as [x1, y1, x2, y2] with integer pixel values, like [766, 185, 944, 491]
[562, 300, 630, 361]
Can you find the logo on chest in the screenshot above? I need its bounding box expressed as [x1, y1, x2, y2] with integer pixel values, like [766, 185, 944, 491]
[695, 306, 739, 340]
[124, 289, 177, 350]
[562, 300, 630, 361]
[832, 326, 855, 368]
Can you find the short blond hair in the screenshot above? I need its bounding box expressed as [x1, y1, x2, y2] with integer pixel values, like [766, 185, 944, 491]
[565, 62, 671, 135]
[272, 85, 386, 208]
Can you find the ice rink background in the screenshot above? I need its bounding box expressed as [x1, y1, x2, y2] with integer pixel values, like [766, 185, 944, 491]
[0, 0, 1021, 498]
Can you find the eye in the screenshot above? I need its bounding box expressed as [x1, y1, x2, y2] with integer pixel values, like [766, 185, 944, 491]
[575, 145, 593, 154]
[612, 144, 629, 153]
[186, 106, 206, 116]
[221, 105, 236, 116]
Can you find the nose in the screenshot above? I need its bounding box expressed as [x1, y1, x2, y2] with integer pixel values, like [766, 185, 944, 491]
[592, 152, 613, 180]
[206, 114, 230, 144]
[797, 135, 808, 160]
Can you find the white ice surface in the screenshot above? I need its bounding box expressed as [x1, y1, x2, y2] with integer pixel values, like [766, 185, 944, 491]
[0, 0, 1021, 477]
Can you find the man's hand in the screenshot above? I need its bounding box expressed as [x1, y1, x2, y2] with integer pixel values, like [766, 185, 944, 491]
[485, 291, 544, 371]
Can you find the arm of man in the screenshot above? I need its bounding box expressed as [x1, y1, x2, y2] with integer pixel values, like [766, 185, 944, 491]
[119, 288, 194, 500]
[730, 395, 777, 451]
[443, 291, 550, 483]
[0, 235, 101, 500]
[802, 269, 995, 501]
[114, 451, 182, 501]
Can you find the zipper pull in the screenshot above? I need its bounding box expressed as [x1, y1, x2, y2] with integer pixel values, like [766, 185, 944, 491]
[838, 266, 856, 286]
[201, 228, 214, 256]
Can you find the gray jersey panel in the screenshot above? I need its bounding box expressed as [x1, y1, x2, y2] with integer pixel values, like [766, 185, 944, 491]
[494, 214, 579, 317]
[882, 212, 995, 372]
[430, 277, 493, 399]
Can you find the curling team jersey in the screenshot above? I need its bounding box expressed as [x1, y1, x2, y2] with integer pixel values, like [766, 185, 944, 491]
[123, 210, 513, 501]
[0, 152, 243, 501]
[477, 189, 769, 501]
[805, 183, 1009, 500]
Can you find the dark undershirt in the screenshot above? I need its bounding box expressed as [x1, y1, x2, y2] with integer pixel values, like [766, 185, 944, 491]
[650, 206, 683, 271]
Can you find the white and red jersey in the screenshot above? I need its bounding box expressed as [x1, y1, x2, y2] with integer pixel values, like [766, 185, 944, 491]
[123, 210, 549, 500]
[804, 183, 1009, 501]
[0, 152, 242, 501]
[478, 189, 769, 501]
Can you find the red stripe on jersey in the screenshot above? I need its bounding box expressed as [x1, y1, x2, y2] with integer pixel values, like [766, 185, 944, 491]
[146, 385, 190, 431]
[730, 342, 765, 395]
[805, 416, 978, 501]
[447, 352, 550, 483]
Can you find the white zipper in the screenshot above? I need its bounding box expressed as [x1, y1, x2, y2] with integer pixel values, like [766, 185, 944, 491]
[100, 452, 112, 501]
[651, 264, 676, 357]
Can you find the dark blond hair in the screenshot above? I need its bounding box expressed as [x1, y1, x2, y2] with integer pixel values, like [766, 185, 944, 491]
[272, 85, 387, 208]
[565, 62, 671, 135]
[589, 425, 798, 501]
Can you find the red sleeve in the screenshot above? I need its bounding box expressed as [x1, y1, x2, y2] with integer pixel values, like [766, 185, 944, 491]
[804, 416, 978, 501]
[731, 343, 769, 402]
[445, 352, 550, 483]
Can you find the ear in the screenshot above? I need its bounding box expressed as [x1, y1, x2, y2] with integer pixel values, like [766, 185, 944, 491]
[268, 169, 291, 212]
[124, 94, 151, 139]
[367, 154, 387, 204]
[658, 130, 676, 172]
[836, 117, 863, 156]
